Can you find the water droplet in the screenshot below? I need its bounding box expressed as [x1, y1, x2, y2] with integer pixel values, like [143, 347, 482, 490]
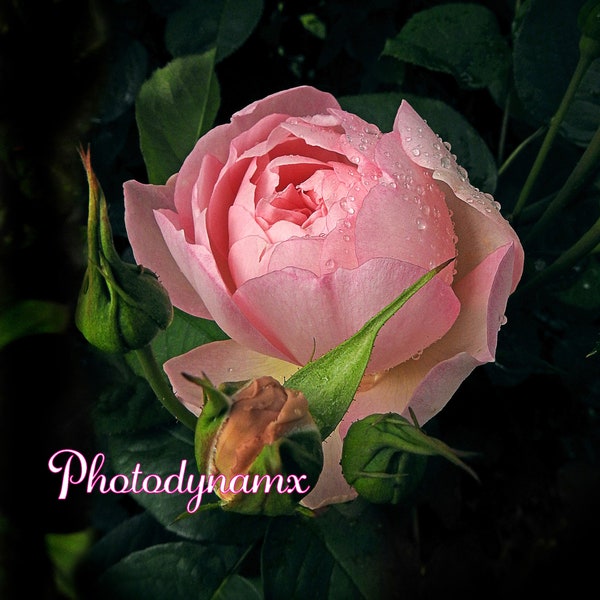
[416, 218, 426, 230]
[344, 220, 352, 228]
[421, 205, 430, 216]
[347, 207, 355, 215]
[412, 148, 421, 156]
[440, 156, 451, 169]
[350, 156, 360, 164]
[411, 350, 423, 360]
[343, 235, 351, 242]
[347, 195, 355, 202]
[325, 259, 335, 269]
[443, 141, 452, 151]
[227, 367, 233, 372]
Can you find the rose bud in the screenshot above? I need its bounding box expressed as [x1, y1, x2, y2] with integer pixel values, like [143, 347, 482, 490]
[76, 148, 173, 353]
[183, 374, 323, 515]
[341, 412, 478, 505]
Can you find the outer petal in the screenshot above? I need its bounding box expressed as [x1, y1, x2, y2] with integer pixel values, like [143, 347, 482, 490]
[153, 210, 295, 362]
[163, 339, 298, 415]
[394, 100, 524, 291]
[233, 258, 460, 370]
[341, 242, 517, 432]
[301, 428, 357, 510]
[124, 179, 212, 319]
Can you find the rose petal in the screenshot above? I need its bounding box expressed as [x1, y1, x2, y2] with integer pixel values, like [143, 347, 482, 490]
[164, 339, 299, 415]
[341, 242, 517, 431]
[395, 100, 524, 291]
[124, 179, 212, 318]
[153, 210, 294, 361]
[233, 258, 459, 370]
[301, 428, 357, 510]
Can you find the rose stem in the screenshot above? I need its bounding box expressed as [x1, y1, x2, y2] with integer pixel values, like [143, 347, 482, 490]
[525, 122, 600, 243]
[510, 39, 597, 224]
[134, 344, 197, 430]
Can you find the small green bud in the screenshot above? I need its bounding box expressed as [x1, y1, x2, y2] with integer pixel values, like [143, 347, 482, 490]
[75, 148, 173, 353]
[341, 413, 478, 505]
[184, 374, 324, 516]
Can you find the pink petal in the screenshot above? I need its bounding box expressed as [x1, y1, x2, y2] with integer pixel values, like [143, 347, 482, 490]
[124, 179, 211, 318]
[164, 340, 299, 415]
[354, 167, 456, 285]
[301, 428, 358, 510]
[233, 258, 459, 370]
[153, 210, 293, 362]
[341, 242, 518, 430]
[395, 100, 524, 291]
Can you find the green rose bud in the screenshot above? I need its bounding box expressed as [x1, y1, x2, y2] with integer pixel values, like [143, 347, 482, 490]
[341, 413, 478, 505]
[75, 148, 173, 353]
[184, 374, 324, 516]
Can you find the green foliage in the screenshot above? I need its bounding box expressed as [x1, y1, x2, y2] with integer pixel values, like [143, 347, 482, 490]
[383, 3, 510, 89]
[0, 300, 69, 349]
[165, 0, 264, 63]
[136, 51, 220, 184]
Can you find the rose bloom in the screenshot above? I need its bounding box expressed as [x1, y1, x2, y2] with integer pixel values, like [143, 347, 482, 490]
[124, 86, 524, 509]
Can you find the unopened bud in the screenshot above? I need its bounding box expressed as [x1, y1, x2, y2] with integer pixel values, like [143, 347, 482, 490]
[184, 374, 323, 515]
[75, 148, 173, 353]
[341, 412, 478, 505]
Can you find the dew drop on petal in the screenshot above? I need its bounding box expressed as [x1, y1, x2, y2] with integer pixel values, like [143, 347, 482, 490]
[416, 217, 426, 230]
[412, 148, 421, 156]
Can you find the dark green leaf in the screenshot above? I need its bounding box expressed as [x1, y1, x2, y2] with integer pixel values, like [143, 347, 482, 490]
[136, 51, 220, 184]
[151, 307, 228, 366]
[561, 59, 600, 146]
[262, 504, 399, 599]
[382, 3, 510, 89]
[556, 255, 600, 310]
[0, 299, 69, 349]
[513, 0, 588, 126]
[339, 92, 498, 196]
[213, 574, 262, 600]
[165, 0, 264, 63]
[96, 541, 248, 600]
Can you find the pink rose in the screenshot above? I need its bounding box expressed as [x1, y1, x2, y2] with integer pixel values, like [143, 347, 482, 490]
[124, 86, 524, 509]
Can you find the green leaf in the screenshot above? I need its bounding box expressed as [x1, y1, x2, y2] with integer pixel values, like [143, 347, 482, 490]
[513, 0, 588, 126]
[339, 92, 497, 192]
[286, 258, 454, 439]
[0, 299, 69, 349]
[212, 574, 262, 600]
[151, 307, 228, 366]
[262, 504, 398, 599]
[165, 0, 264, 63]
[382, 3, 510, 89]
[556, 255, 600, 310]
[45, 529, 95, 600]
[136, 50, 220, 184]
[96, 541, 250, 600]
[561, 58, 600, 147]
